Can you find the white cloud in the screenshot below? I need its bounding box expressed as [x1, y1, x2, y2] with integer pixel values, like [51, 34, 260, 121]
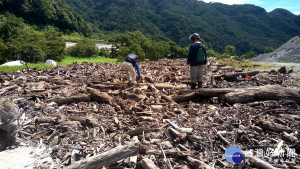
[201, 0, 262, 5]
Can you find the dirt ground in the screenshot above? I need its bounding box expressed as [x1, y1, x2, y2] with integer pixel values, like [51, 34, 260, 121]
[254, 61, 300, 78]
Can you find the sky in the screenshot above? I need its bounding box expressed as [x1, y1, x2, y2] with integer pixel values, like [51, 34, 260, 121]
[202, 0, 300, 15]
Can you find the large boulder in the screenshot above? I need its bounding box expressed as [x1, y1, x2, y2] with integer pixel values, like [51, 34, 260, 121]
[0, 99, 19, 150]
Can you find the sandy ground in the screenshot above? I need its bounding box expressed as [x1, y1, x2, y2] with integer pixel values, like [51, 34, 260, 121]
[254, 61, 300, 78]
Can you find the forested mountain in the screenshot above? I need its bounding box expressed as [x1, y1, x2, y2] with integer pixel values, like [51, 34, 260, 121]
[64, 0, 300, 55]
[0, 0, 93, 36]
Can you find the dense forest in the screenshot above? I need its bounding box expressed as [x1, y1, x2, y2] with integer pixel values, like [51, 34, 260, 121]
[0, 0, 92, 37]
[64, 0, 300, 55]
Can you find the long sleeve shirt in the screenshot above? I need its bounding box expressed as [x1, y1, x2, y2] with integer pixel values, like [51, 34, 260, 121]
[123, 53, 141, 79]
[187, 42, 207, 66]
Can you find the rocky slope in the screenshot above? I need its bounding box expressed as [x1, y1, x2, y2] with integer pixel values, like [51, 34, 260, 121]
[251, 35, 300, 62]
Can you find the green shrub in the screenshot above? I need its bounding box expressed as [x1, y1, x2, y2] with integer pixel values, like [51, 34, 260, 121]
[67, 39, 99, 57]
[99, 48, 110, 57]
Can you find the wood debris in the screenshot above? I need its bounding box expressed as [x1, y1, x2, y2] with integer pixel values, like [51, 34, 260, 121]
[0, 59, 299, 168]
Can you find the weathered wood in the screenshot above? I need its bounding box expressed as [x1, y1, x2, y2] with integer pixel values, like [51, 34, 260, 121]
[173, 88, 236, 103]
[67, 142, 139, 169]
[23, 90, 59, 97]
[224, 85, 300, 104]
[140, 158, 159, 169]
[0, 85, 18, 95]
[87, 88, 113, 104]
[223, 71, 260, 81]
[68, 116, 97, 127]
[174, 85, 300, 104]
[0, 99, 19, 150]
[45, 94, 90, 106]
[257, 120, 292, 133]
[281, 132, 298, 143]
[35, 117, 57, 124]
[243, 151, 279, 169]
[128, 128, 151, 137]
[169, 128, 187, 140]
[187, 156, 215, 169]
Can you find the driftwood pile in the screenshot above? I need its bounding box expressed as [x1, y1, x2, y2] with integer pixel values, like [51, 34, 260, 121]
[0, 59, 299, 168]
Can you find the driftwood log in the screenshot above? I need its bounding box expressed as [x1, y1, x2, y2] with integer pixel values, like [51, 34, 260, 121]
[0, 99, 19, 150]
[87, 88, 113, 104]
[45, 94, 90, 106]
[173, 85, 300, 104]
[214, 71, 260, 81]
[67, 142, 139, 169]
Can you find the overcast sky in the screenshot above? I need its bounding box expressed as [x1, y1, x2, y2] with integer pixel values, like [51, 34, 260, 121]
[202, 0, 300, 15]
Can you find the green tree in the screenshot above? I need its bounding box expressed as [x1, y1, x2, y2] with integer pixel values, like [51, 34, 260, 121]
[0, 13, 25, 42]
[240, 50, 256, 60]
[67, 38, 99, 57]
[0, 39, 7, 64]
[219, 45, 236, 59]
[264, 47, 274, 53]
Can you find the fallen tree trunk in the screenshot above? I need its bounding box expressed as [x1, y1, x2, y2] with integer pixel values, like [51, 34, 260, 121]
[223, 71, 260, 81]
[0, 85, 18, 96]
[173, 85, 300, 104]
[45, 94, 90, 106]
[224, 85, 300, 104]
[173, 88, 237, 103]
[87, 88, 113, 104]
[67, 142, 139, 169]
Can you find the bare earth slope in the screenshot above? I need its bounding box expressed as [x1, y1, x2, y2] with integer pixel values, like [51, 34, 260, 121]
[251, 35, 300, 62]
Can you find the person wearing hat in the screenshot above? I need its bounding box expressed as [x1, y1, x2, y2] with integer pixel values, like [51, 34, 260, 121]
[121, 53, 142, 87]
[187, 33, 207, 89]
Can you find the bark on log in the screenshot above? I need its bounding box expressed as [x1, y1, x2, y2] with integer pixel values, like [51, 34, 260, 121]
[0, 85, 18, 95]
[128, 128, 151, 137]
[67, 142, 139, 169]
[243, 151, 279, 169]
[223, 71, 259, 81]
[174, 85, 300, 104]
[45, 94, 90, 106]
[23, 90, 59, 97]
[87, 88, 113, 104]
[187, 156, 215, 169]
[224, 85, 300, 104]
[140, 158, 159, 169]
[0, 99, 19, 150]
[257, 121, 292, 133]
[173, 88, 236, 103]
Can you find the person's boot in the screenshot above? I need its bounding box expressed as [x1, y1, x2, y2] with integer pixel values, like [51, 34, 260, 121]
[191, 83, 196, 90]
[198, 81, 202, 88]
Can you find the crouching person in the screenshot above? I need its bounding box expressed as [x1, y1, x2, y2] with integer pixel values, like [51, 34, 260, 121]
[121, 53, 142, 87]
[187, 33, 207, 90]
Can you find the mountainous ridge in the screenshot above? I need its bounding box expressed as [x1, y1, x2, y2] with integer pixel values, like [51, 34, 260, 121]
[64, 0, 300, 55]
[0, 0, 93, 36]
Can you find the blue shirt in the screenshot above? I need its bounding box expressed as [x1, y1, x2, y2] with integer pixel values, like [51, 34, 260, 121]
[123, 53, 141, 79]
[187, 42, 207, 66]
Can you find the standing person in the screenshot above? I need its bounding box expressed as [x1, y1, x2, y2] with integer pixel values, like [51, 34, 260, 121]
[187, 33, 207, 90]
[121, 53, 142, 87]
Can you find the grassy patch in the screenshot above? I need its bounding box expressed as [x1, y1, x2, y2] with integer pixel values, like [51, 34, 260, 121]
[0, 56, 118, 72]
[58, 56, 117, 65]
[0, 63, 53, 72]
[217, 59, 274, 70]
[287, 65, 296, 69]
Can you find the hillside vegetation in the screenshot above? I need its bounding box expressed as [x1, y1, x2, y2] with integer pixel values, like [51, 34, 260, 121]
[64, 0, 300, 55]
[0, 0, 93, 36]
